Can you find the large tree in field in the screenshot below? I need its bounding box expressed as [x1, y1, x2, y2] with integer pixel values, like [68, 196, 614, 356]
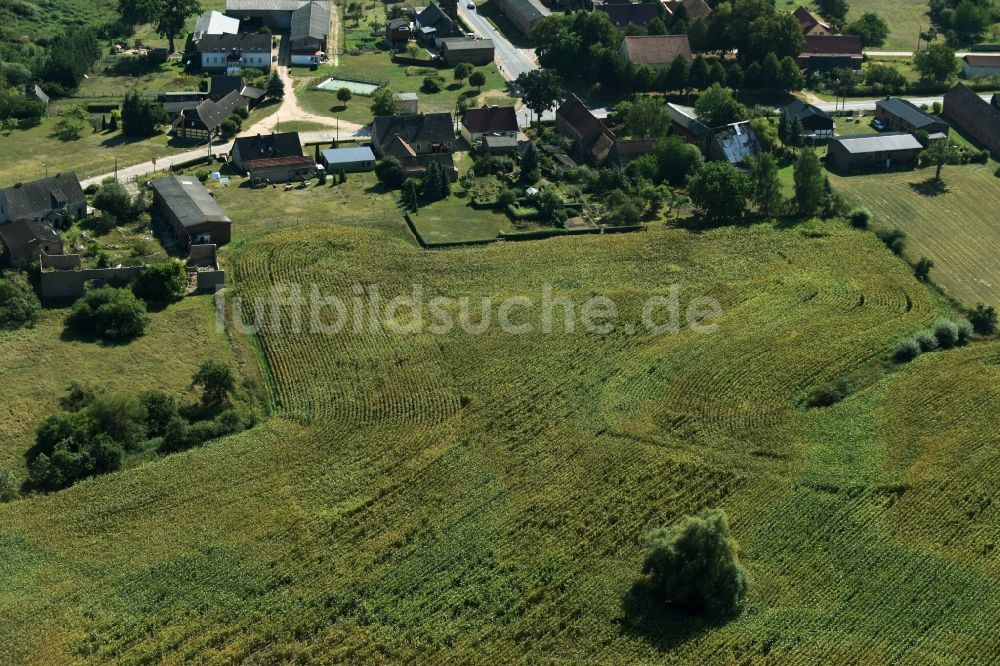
[846, 13, 890, 47]
[158, 0, 201, 53]
[920, 140, 962, 181]
[515, 69, 562, 125]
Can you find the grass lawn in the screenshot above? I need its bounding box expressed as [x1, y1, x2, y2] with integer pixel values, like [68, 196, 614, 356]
[774, 0, 928, 51]
[409, 194, 526, 244]
[831, 163, 1000, 308]
[70, 57, 203, 101]
[835, 116, 880, 136]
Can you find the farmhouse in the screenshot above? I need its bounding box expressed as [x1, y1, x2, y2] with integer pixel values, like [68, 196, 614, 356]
[666, 102, 710, 152]
[193, 11, 240, 42]
[232, 132, 304, 170]
[609, 138, 654, 168]
[943, 83, 1000, 154]
[171, 89, 248, 139]
[385, 17, 414, 44]
[246, 156, 317, 182]
[460, 105, 518, 145]
[0, 173, 86, 225]
[290, 0, 330, 65]
[150, 176, 233, 247]
[826, 133, 923, 172]
[415, 4, 460, 44]
[197, 32, 272, 72]
[439, 38, 496, 66]
[708, 122, 761, 166]
[663, 0, 712, 21]
[961, 54, 1000, 77]
[595, 2, 663, 30]
[875, 97, 949, 136]
[370, 113, 455, 157]
[797, 35, 863, 71]
[320, 146, 377, 172]
[493, 0, 550, 38]
[160, 91, 209, 116]
[793, 6, 830, 35]
[619, 35, 692, 70]
[782, 100, 835, 140]
[210, 75, 244, 100]
[0, 218, 63, 268]
[225, 0, 309, 29]
[556, 94, 614, 162]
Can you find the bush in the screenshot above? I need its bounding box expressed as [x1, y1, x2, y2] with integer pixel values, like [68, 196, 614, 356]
[139, 391, 178, 437]
[375, 156, 405, 189]
[876, 228, 906, 255]
[805, 379, 851, 408]
[933, 319, 959, 349]
[914, 329, 939, 353]
[133, 261, 188, 303]
[27, 410, 124, 490]
[92, 178, 139, 221]
[0, 271, 41, 329]
[192, 360, 236, 404]
[642, 509, 749, 618]
[914, 256, 934, 282]
[893, 337, 920, 362]
[87, 393, 148, 450]
[421, 75, 443, 93]
[969, 303, 997, 335]
[65, 286, 150, 341]
[848, 207, 871, 229]
[0, 469, 17, 502]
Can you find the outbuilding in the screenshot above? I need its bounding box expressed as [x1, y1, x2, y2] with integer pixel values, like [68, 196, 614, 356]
[320, 146, 377, 172]
[150, 176, 233, 247]
[826, 132, 923, 172]
[875, 97, 950, 136]
[0, 218, 63, 268]
[439, 38, 495, 66]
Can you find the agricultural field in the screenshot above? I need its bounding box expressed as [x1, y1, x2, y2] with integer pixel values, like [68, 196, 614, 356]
[831, 163, 1000, 308]
[5, 218, 1000, 662]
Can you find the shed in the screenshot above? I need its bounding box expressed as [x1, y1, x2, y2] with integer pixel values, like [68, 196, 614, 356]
[826, 132, 923, 172]
[149, 176, 233, 247]
[320, 146, 377, 172]
[0, 218, 63, 268]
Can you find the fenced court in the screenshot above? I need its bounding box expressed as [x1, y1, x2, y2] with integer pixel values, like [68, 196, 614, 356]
[315, 77, 381, 95]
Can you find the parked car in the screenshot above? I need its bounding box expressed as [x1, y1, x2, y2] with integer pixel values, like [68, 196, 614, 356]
[467, 2, 476, 8]
[872, 118, 885, 131]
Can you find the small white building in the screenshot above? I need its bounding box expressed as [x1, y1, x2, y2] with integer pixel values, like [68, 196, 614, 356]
[394, 92, 418, 115]
[962, 54, 1000, 78]
[193, 11, 240, 42]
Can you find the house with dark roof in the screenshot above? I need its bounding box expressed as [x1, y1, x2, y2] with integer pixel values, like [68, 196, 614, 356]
[197, 32, 272, 72]
[385, 17, 414, 43]
[797, 35, 863, 71]
[232, 132, 304, 170]
[596, 2, 663, 31]
[663, 0, 712, 21]
[826, 133, 923, 172]
[619, 35, 692, 70]
[0, 218, 63, 268]
[708, 122, 761, 166]
[875, 97, 949, 136]
[159, 91, 210, 116]
[415, 3, 460, 44]
[555, 94, 615, 163]
[482, 135, 519, 155]
[0, 174, 86, 225]
[150, 176, 233, 247]
[494, 0, 549, 38]
[783, 100, 835, 140]
[246, 155, 317, 183]
[171, 89, 249, 139]
[666, 102, 710, 152]
[290, 0, 330, 65]
[793, 6, 830, 35]
[460, 105, 518, 145]
[962, 54, 1000, 77]
[371, 113, 455, 156]
[943, 83, 1000, 154]
[610, 138, 655, 168]
[225, 0, 309, 29]
[210, 75, 244, 100]
[439, 38, 495, 66]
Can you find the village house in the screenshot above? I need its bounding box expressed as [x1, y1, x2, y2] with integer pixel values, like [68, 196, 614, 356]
[225, 0, 310, 29]
[385, 17, 414, 44]
[961, 54, 1000, 78]
[666, 103, 711, 152]
[663, 0, 712, 21]
[160, 91, 210, 117]
[193, 10, 240, 42]
[609, 138, 655, 168]
[0, 173, 86, 225]
[797, 35, 863, 71]
[595, 1, 664, 31]
[875, 97, 950, 136]
[793, 6, 830, 36]
[460, 105, 518, 146]
[555, 94, 615, 163]
[290, 0, 330, 65]
[210, 75, 244, 100]
[619, 35, 692, 70]
[371, 113, 456, 157]
[246, 156, 317, 182]
[782, 100, 835, 140]
[150, 176, 233, 247]
[197, 32, 272, 72]
[826, 133, 923, 172]
[0, 218, 63, 268]
[171, 90, 248, 140]
[943, 83, 1000, 154]
[439, 38, 496, 66]
[708, 121, 761, 166]
[320, 146, 377, 172]
[232, 132, 305, 170]
[494, 0, 550, 38]
[415, 4, 460, 45]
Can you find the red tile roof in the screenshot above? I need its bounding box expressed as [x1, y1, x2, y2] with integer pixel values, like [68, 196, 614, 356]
[461, 106, 518, 134]
[248, 155, 315, 169]
[620, 35, 692, 66]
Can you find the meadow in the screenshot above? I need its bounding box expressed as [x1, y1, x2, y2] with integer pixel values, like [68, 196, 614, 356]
[831, 163, 1000, 308]
[779, 0, 928, 51]
[4, 215, 1000, 662]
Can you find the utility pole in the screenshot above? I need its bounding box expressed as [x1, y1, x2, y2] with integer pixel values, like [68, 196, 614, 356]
[114, 155, 118, 181]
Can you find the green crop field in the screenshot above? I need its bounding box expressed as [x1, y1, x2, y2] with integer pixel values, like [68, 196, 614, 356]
[4, 216, 1000, 662]
[831, 163, 1000, 308]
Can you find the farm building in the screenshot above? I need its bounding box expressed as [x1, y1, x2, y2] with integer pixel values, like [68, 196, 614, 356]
[150, 176, 233, 247]
[415, 4, 460, 44]
[663, 0, 712, 20]
[493, 0, 550, 38]
[609, 138, 655, 168]
[385, 17, 414, 44]
[793, 6, 830, 35]
[666, 103, 710, 152]
[619, 35, 692, 69]
[197, 32, 272, 72]
[225, 0, 310, 29]
[320, 146, 377, 172]
[210, 75, 244, 100]
[460, 105, 518, 145]
[875, 97, 949, 136]
[171, 90, 248, 139]
[555, 94, 614, 163]
[826, 133, 923, 172]
[943, 83, 1000, 154]
[961, 54, 1000, 77]
[797, 35, 862, 71]
[232, 132, 305, 170]
[394, 92, 418, 114]
[782, 100, 835, 140]
[481, 135, 519, 155]
[708, 122, 761, 166]
[246, 156, 317, 183]
[0, 218, 63, 268]
[290, 0, 330, 65]
[193, 11, 240, 42]
[0, 173, 86, 225]
[439, 38, 496, 66]
[595, 2, 663, 31]
[371, 113, 455, 157]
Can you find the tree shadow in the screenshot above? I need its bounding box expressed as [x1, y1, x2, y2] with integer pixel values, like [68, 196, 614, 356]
[100, 132, 163, 148]
[909, 177, 949, 197]
[616, 578, 720, 652]
[447, 82, 463, 91]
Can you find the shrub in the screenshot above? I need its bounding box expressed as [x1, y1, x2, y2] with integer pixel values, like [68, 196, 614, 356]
[893, 337, 921, 362]
[0, 469, 17, 502]
[192, 360, 236, 404]
[59, 380, 100, 412]
[65, 286, 150, 341]
[914, 330, 939, 353]
[133, 261, 188, 303]
[968, 303, 997, 335]
[0, 271, 41, 329]
[848, 207, 871, 229]
[139, 390, 178, 437]
[876, 228, 906, 255]
[421, 75, 443, 93]
[92, 178, 139, 221]
[805, 379, 851, 408]
[642, 509, 749, 618]
[957, 319, 974, 346]
[87, 393, 148, 450]
[933, 319, 959, 349]
[27, 410, 124, 490]
[375, 156, 405, 189]
[914, 257, 934, 282]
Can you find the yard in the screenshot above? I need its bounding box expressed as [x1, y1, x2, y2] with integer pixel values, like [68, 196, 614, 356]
[775, 0, 928, 51]
[408, 194, 531, 244]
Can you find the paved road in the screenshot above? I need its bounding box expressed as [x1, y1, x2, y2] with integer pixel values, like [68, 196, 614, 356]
[457, 3, 537, 81]
[863, 50, 973, 57]
[812, 92, 992, 113]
